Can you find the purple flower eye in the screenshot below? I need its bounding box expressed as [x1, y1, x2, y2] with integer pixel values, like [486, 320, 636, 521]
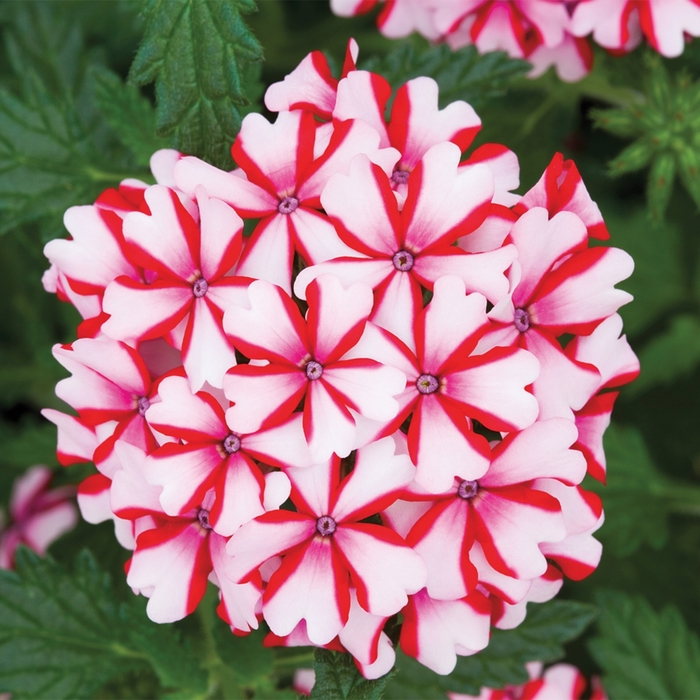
[416, 374, 439, 394]
[514, 308, 530, 332]
[278, 196, 299, 214]
[316, 515, 337, 536]
[193, 278, 209, 298]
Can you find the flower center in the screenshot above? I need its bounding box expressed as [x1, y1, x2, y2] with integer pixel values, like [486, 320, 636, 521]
[391, 169, 410, 186]
[278, 196, 299, 215]
[197, 509, 212, 530]
[457, 479, 479, 499]
[305, 360, 323, 381]
[416, 373, 439, 394]
[193, 278, 209, 298]
[137, 396, 150, 416]
[392, 250, 414, 272]
[513, 307, 530, 332]
[316, 515, 337, 536]
[223, 433, 241, 454]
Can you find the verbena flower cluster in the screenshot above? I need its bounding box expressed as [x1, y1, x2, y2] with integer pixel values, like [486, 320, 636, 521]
[42, 41, 638, 679]
[331, 0, 700, 81]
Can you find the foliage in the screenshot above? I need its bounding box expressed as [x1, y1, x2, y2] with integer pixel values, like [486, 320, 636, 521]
[383, 600, 597, 698]
[589, 591, 700, 699]
[588, 423, 698, 557]
[0, 3, 153, 240]
[0, 548, 206, 699]
[363, 42, 530, 110]
[593, 52, 700, 219]
[129, 0, 263, 169]
[311, 649, 390, 700]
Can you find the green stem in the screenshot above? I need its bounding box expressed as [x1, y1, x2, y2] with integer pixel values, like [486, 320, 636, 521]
[273, 651, 316, 669]
[196, 587, 244, 700]
[649, 481, 700, 516]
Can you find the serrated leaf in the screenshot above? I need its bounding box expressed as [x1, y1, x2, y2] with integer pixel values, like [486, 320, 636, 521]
[588, 591, 700, 699]
[129, 0, 263, 169]
[91, 66, 172, 168]
[384, 600, 596, 698]
[0, 548, 207, 699]
[362, 42, 530, 111]
[628, 315, 700, 396]
[310, 648, 391, 700]
[0, 4, 148, 238]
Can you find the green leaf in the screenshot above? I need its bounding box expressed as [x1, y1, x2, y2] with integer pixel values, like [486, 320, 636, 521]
[588, 591, 700, 700]
[628, 315, 700, 396]
[362, 42, 530, 110]
[310, 648, 391, 700]
[593, 48, 700, 219]
[129, 0, 263, 169]
[91, 66, 172, 168]
[0, 3, 149, 239]
[0, 548, 207, 699]
[589, 423, 682, 556]
[384, 600, 597, 699]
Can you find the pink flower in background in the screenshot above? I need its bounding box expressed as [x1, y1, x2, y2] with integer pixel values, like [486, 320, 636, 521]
[449, 661, 608, 700]
[0, 466, 77, 569]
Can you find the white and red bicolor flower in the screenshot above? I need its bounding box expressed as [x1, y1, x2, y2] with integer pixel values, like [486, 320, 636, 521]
[480, 207, 633, 420]
[403, 419, 580, 600]
[349, 276, 540, 493]
[571, 0, 700, 58]
[400, 587, 492, 675]
[514, 152, 609, 240]
[41, 408, 98, 467]
[435, 0, 570, 57]
[102, 185, 248, 391]
[115, 441, 272, 629]
[536, 478, 604, 581]
[52, 337, 163, 476]
[143, 374, 302, 536]
[295, 143, 514, 347]
[0, 466, 77, 569]
[226, 437, 427, 645]
[265, 39, 359, 120]
[173, 110, 397, 293]
[265, 588, 396, 680]
[490, 563, 564, 631]
[43, 150, 184, 335]
[450, 661, 609, 700]
[565, 313, 639, 482]
[223, 274, 406, 462]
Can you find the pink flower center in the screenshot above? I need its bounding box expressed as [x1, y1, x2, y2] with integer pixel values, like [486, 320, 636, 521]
[137, 396, 150, 416]
[193, 278, 209, 298]
[305, 360, 323, 381]
[416, 373, 439, 394]
[198, 509, 212, 530]
[278, 196, 299, 215]
[316, 515, 337, 536]
[223, 434, 241, 454]
[391, 169, 410, 186]
[514, 307, 530, 332]
[392, 250, 414, 272]
[457, 479, 479, 499]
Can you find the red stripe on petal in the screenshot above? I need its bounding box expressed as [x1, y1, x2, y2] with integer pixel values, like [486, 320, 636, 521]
[78, 473, 111, 495]
[186, 533, 213, 615]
